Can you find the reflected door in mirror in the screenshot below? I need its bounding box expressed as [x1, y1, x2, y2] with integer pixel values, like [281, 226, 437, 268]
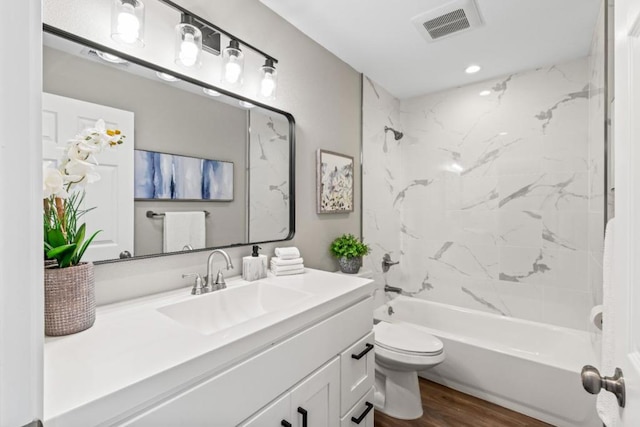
[42, 93, 134, 261]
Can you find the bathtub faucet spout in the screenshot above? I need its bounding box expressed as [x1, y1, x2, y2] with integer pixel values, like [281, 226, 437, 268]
[384, 285, 403, 294]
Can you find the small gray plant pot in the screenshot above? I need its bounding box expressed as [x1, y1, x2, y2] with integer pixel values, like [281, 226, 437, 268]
[337, 256, 362, 274]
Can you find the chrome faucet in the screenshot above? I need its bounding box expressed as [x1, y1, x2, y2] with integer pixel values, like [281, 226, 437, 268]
[205, 249, 234, 291]
[182, 249, 234, 295]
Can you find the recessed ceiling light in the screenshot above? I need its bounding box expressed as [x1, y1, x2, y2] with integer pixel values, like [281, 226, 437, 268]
[498, 131, 508, 136]
[203, 88, 221, 97]
[479, 90, 491, 96]
[156, 71, 180, 82]
[238, 100, 255, 108]
[465, 65, 481, 74]
[96, 51, 127, 64]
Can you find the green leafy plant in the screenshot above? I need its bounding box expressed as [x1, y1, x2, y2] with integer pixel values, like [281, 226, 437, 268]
[329, 234, 370, 259]
[43, 192, 101, 268]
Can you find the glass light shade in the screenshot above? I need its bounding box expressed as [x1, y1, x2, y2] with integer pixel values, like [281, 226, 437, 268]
[111, 0, 145, 46]
[175, 23, 202, 68]
[258, 60, 277, 100]
[221, 40, 244, 87]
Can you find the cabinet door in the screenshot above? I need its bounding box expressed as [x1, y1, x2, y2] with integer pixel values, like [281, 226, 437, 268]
[290, 357, 340, 427]
[340, 332, 375, 414]
[239, 393, 291, 427]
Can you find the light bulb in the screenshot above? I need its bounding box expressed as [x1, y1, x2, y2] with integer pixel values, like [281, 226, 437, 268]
[260, 73, 276, 98]
[239, 101, 255, 108]
[258, 58, 277, 100]
[221, 40, 244, 87]
[225, 59, 242, 84]
[178, 33, 199, 67]
[117, 4, 140, 44]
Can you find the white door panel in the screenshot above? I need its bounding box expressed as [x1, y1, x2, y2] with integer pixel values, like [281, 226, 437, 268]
[606, 0, 640, 424]
[42, 93, 134, 261]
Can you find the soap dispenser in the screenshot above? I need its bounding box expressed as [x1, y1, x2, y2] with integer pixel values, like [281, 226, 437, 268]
[242, 245, 267, 281]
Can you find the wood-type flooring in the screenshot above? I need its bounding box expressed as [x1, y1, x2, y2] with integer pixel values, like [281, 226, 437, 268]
[374, 379, 553, 427]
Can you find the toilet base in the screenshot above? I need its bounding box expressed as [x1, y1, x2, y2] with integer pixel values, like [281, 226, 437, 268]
[374, 364, 423, 420]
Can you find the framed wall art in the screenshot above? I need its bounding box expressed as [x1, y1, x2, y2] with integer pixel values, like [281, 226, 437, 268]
[134, 149, 234, 201]
[316, 149, 354, 214]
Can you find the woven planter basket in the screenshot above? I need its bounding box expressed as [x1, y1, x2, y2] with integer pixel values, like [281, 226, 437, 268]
[337, 256, 362, 274]
[44, 262, 95, 336]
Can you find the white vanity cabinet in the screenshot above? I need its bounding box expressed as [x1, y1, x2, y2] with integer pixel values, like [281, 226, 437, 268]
[44, 270, 375, 427]
[116, 296, 373, 427]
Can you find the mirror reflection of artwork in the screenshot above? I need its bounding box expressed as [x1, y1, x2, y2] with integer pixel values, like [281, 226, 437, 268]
[316, 150, 354, 214]
[134, 150, 234, 201]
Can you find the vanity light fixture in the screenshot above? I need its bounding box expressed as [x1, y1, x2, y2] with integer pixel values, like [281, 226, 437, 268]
[238, 100, 255, 109]
[465, 64, 481, 74]
[110, 1, 281, 99]
[156, 71, 180, 82]
[203, 88, 221, 97]
[258, 58, 278, 100]
[96, 51, 128, 64]
[175, 15, 202, 68]
[479, 90, 491, 96]
[221, 40, 244, 87]
[111, 0, 145, 46]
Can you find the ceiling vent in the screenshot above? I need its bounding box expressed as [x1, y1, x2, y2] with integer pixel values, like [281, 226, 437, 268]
[411, 0, 484, 42]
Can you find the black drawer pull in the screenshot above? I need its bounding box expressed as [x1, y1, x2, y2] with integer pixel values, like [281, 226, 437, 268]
[351, 343, 374, 360]
[297, 407, 308, 427]
[351, 402, 374, 424]
[281, 421, 292, 427]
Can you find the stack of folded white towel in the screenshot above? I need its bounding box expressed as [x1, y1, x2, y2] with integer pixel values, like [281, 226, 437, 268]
[271, 247, 305, 276]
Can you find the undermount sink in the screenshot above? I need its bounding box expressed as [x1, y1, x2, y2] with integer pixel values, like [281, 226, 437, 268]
[157, 282, 312, 335]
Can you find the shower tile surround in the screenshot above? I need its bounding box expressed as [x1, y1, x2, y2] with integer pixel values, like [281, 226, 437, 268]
[364, 57, 604, 331]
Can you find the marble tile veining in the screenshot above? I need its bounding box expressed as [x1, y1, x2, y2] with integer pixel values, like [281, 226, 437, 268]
[363, 54, 603, 331]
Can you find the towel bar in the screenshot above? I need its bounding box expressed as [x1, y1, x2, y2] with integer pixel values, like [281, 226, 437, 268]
[146, 210, 210, 219]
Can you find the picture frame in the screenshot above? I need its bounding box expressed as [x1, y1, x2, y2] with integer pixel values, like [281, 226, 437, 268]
[134, 149, 234, 201]
[316, 149, 354, 214]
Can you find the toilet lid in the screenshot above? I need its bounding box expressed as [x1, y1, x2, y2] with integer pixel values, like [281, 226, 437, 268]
[374, 321, 443, 355]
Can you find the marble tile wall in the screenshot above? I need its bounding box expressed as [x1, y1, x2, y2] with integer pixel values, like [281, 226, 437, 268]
[248, 111, 291, 243]
[364, 56, 605, 330]
[587, 0, 607, 357]
[362, 77, 403, 308]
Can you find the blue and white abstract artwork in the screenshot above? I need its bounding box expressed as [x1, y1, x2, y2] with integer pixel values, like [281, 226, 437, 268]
[134, 150, 233, 200]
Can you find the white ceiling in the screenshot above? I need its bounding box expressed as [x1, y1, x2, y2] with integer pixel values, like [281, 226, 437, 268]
[259, 0, 602, 99]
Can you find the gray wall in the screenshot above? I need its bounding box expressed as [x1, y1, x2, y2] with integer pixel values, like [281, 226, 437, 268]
[43, 46, 248, 256]
[43, 0, 362, 304]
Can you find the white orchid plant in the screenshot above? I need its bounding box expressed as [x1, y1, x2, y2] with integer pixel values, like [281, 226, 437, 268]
[43, 120, 125, 268]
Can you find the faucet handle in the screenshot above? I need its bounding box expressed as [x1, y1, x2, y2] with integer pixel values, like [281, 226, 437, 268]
[213, 269, 227, 290]
[183, 273, 205, 295]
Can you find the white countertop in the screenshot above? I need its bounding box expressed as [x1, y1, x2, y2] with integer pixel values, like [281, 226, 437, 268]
[44, 268, 373, 426]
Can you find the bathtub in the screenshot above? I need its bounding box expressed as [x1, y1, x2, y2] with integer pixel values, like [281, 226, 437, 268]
[374, 296, 600, 427]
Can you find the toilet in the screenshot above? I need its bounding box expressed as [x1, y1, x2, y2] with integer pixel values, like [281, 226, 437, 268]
[373, 320, 445, 420]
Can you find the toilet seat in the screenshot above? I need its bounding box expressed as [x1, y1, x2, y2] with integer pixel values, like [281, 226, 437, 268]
[374, 321, 443, 356]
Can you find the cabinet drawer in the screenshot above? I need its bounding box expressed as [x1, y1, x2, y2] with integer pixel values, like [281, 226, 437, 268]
[340, 387, 374, 427]
[340, 331, 374, 414]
